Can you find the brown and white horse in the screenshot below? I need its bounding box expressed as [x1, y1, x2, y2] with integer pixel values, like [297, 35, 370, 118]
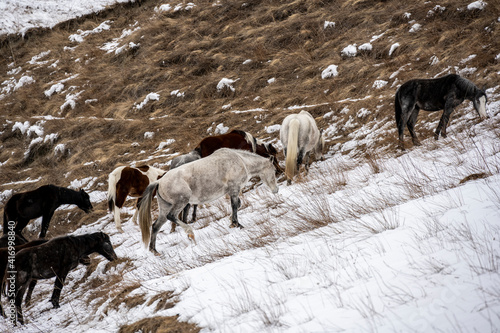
[107, 165, 166, 231]
[195, 129, 282, 172]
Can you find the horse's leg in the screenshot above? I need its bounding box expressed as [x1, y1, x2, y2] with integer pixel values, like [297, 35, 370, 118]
[151, 214, 169, 254]
[39, 209, 55, 238]
[164, 200, 195, 245]
[303, 152, 311, 174]
[172, 203, 189, 232]
[435, 96, 459, 139]
[296, 149, 304, 172]
[50, 270, 69, 308]
[182, 204, 190, 222]
[114, 184, 129, 232]
[229, 193, 243, 229]
[407, 107, 421, 146]
[132, 198, 141, 225]
[24, 280, 38, 306]
[191, 204, 198, 223]
[396, 95, 415, 150]
[14, 218, 29, 241]
[14, 278, 29, 325]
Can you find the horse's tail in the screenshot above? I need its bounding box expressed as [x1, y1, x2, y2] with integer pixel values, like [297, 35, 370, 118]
[107, 168, 121, 212]
[394, 88, 404, 136]
[138, 181, 159, 247]
[108, 167, 125, 230]
[285, 118, 300, 180]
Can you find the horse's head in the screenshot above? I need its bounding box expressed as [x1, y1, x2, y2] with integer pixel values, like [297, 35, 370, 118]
[314, 131, 326, 161]
[78, 189, 93, 213]
[97, 232, 118, 261]
[473, 90, 488, 119]
[262, 157, 279, 194]
[257, 142, 283, 175]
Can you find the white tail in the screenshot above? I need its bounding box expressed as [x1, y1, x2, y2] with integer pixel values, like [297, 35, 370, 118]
[107, 166, 124, 231]
[285, 119, 300, 180]
[138, 182, 158, 247]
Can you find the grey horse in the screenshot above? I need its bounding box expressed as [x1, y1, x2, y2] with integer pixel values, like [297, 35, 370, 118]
[280, 110, 324, 184]
[138, 148, 278, 254]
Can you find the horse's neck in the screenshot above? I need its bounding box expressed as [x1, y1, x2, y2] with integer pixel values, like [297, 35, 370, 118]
[238, 154, 265, 177]
[74, 236, 98, 257]
[457, 77, 479, 99]
[58, 187, 82, 205]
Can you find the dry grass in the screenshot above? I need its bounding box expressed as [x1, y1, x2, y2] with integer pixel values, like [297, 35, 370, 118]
[119, 315, 200, 333]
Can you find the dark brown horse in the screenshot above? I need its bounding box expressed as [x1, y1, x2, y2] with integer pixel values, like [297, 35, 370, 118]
[195, 129, 281, 171]
[107, 165, 166, 231]
[3, 185, 93, 241]
[8, 232, 117, 325]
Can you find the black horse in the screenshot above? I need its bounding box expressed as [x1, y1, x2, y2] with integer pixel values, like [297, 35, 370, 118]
[2, 184, 93, 241]
[0, 239, 47, 317]
[9, 232, 117, 325]
[0, 238, 91, 318]
[395, 74, 487, 150]
[0, 234, 27, 247]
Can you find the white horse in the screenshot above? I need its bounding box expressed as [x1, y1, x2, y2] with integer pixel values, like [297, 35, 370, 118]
[138, 148, 279, 254]
[280, 110, 324, 184]
[169, 149, 202, 225]
[107, 165, 165, 232]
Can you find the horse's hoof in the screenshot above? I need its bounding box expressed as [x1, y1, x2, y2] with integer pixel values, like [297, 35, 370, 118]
[51, 300, 60, 308]
[187, 233, 196, 243]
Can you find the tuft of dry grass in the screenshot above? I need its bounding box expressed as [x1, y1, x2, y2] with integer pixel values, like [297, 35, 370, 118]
[119, 315, 200, 333]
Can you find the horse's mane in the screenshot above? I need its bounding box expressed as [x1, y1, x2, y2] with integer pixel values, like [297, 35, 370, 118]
[230, 129, 256, 152]
[454, 75, 479, 97]
[49, 233, 101, 250]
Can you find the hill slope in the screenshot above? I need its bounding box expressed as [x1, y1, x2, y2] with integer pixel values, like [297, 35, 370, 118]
[1, 0, 500, 332]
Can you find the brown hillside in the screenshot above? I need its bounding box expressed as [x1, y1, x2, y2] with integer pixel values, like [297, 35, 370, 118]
[0, 0, 499, 238]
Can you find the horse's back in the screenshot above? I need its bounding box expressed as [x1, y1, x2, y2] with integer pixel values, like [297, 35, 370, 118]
[197, 132, 251, 157]
[161, 149, 247, 186]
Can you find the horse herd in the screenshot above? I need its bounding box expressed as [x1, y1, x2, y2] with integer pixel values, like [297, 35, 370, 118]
[0, 74, 488, 325]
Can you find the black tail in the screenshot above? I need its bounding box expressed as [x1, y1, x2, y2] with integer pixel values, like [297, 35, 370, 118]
[394, 89, 404, 136]
[108, 197, 114, 213]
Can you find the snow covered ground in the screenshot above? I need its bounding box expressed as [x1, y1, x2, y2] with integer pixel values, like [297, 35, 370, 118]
[2, 97, 499, 332]
[0, 0, 132, 37]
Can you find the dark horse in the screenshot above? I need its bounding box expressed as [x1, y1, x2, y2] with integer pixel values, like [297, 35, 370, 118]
[3, 184, 93, 241]
[195, 129, 281, 172]
[0, 239, 91, 318]
[8, 232, 117, 325]
[0, 234, 27, 247]
[0, 239, 47, 317]
[395, 74, 487, 150]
